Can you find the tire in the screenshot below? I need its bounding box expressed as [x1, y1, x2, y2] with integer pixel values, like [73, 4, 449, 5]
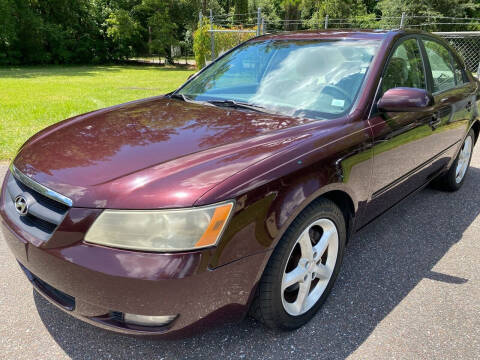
[434, 129, 475, 192]
[250, 198, 346, 330]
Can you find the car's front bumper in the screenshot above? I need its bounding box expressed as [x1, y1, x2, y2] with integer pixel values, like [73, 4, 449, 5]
[0, 212, 271, 337]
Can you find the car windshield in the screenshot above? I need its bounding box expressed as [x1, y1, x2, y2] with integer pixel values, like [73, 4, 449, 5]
[177, 39, 379, 119]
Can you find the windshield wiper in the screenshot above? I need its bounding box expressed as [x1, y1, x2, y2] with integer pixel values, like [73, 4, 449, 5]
[169, 93, 219, 106]
[170, 93, 215, 106]
[170, 93, 191, 102]
[170, 95, 272, 113]
[206, 99, 274, 114]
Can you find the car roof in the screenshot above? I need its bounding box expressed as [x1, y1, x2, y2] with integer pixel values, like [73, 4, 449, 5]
[253, 29, 426, 42]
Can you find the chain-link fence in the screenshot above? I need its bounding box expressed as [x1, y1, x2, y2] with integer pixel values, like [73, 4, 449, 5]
[204, 10, 480, 74]
[435, 32, 480, 74]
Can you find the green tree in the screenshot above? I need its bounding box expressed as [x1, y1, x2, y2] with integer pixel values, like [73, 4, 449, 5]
[150, 6, 177, 62]
[133, 0, 175, 62]
[106, 9, 143, 59]
[235, 0, 249, 24]
[377, 0, 480, 30]
[0, 0, 18, 64]
[302, 0, 353, 28]
[1, 0, 479, 66]
[282, 0, 302, 30]
[249, 0, 282, 27]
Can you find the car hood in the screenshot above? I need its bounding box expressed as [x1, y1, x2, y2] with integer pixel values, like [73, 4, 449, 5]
[13, 97, 313, 208]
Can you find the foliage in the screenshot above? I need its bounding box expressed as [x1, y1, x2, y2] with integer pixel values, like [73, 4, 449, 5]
[282, 0, 302, 30]
[300, 0, 374, 29]
[0, 0, 102, 65]
[0, 0, 17, 55]
[0, 0, 200, 65]
[249, 0, 282, 24]
[377, 0, 476, 18]
[193, 19, 212, 69]
[0, 0, 479, 66]
[193, 18, 255, 68]
[235, 0, 249, 23]
[142, 0, 178, 63]
[304, 0, 357, 21]
[106, 9, 143, 59]
[377, 0, 480, 30]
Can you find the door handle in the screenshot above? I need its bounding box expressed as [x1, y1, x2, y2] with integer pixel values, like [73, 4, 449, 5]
[429, 114, 441, 130]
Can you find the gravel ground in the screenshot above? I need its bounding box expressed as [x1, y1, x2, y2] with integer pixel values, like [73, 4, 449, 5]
[0, 148, 479, 360]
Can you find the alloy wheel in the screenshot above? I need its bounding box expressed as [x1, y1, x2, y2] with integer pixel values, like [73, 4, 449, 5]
[281, 218, 339, 316]
[455, 135, 473, 184]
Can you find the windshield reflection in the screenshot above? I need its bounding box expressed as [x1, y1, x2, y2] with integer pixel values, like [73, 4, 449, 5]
[179, 40, 379, 119]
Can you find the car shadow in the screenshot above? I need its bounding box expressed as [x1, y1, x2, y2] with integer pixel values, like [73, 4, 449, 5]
[34, 166, 480, 359]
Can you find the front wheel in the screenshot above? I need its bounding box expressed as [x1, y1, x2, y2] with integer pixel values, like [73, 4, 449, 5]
[250, 198, 346, 330]
[434, 129, 474, 191]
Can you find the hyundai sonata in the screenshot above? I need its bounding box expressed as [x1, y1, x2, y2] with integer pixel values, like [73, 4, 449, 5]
[1, 29, 479, 336]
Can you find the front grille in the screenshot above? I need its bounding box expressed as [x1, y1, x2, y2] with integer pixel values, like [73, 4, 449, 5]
[3, 171, 70, 242]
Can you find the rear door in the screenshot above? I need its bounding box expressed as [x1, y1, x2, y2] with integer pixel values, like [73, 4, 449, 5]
[420, 37, 476, 161]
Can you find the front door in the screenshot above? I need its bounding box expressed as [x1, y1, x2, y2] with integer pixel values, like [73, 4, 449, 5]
[365, 36, 438, 222]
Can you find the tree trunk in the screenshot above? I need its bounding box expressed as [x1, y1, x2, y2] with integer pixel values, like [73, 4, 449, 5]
[284, 3, 301, 31]
[148, 26, 152, 56]
[235, 0, 248, 25]
[166, 45, 174, 65]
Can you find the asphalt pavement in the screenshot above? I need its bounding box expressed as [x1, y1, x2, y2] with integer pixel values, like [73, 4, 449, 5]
[0, 148, 479, 360]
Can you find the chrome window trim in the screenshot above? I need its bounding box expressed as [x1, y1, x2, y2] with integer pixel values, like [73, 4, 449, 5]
[9, 164, 73, 207]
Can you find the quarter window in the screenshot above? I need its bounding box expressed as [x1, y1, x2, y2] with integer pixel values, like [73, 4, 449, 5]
[382, 38, 426, 94]
[423, 40, 456, 92]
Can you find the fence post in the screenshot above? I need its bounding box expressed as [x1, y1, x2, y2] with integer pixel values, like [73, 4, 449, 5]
[199, 11, 202, 24]
[477, 56, 480, 76]
[210, 9, 215, 62]
[262, 17, 266, 35]
[324, 15, 329, 29]
[400, 12, 406, 29]
[257, 8, 262, 36]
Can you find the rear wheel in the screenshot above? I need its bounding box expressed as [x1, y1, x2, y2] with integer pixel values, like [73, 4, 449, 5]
[434, 129, 474, 191]
[250, 198, 346, 330]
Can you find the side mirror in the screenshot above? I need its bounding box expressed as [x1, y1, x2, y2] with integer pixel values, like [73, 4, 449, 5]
[377, 87, 434, 112]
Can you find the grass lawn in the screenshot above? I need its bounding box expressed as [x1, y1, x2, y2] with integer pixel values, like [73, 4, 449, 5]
[0, 65, 195, 161]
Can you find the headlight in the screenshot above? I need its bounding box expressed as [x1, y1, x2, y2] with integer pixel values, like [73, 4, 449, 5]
[84, 202, 234, 252]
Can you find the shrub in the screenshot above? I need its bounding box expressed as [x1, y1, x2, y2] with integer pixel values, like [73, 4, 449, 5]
[193, 18, 256, 69]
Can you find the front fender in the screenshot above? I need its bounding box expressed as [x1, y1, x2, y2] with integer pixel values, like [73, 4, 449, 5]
[204, 119, 374, 269]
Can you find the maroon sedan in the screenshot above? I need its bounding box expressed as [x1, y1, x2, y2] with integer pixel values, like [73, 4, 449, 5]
[1, 29, 479, 336]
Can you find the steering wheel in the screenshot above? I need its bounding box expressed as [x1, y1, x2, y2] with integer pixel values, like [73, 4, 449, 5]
[322, 84, 353, 105]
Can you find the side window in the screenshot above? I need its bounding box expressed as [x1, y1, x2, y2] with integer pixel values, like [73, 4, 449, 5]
[423, 40, 456, 92]
[452, 55, 469, 85]
[382, 38, 426, 94]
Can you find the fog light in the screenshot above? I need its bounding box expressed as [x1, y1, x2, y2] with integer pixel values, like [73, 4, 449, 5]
[123, 313, 177, 327]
